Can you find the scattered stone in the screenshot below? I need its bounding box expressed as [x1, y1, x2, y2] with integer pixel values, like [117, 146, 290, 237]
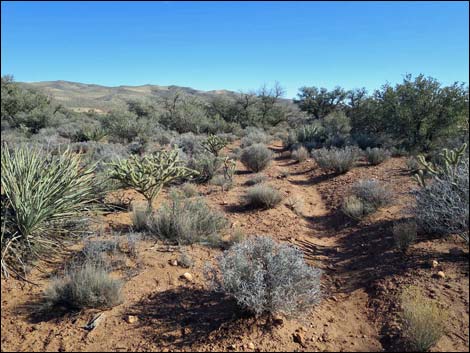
[125, 315, 138, 324]
[430, 260, 439, 268]
[169, 259, 178, 266]
[227, 344, 236, 350]
[181, 272, 193, 282]
[293, 332, 305, 346]
[436, 271, 446, 279]
[83, 313, 104, 331]
[247, 342, 255, 350]
[330, 296, 338, 302]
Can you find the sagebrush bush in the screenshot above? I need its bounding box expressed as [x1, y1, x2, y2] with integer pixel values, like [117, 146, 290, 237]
[179, 182, 199, 198]
[245, 173, 268, 186]
[401, 286, 447, 352]
[393, 220, 417, 253]
[208, 236, 322, 317]
[350, 179, 392, 210]
[210, 174, 233, 191]
[42, 262, 123, 311]
[311, 146, 360, 174]
[240, 127, 271, 148]
[187, 152, 223, 183]
[414, 160, 469, 243]
[1, 145, 98, 277]
[131, 206, 150, 232]
[240, 143, 273, 172]
[147, 194, 227, 245]
[364, 147, 391, 165]
[341, 195, 367, 220]
[244, 184, 282, 209]
[291, 146, 309, 163]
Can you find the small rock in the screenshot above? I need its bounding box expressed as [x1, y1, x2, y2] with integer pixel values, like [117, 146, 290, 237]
[181, 272, 193, 282]
[227, 344, 236, 350]
[169, 259, 178, 266]
[436, 271, 445, 279]
[125, 315, 139, 324]
[293, 332, 305, 346]
[330, 296, 338, 302]
[430, 260, 439, 268]
[449, 247, 465, 256]
[272, 315, 284, 326]
[247, 342, 255, 350]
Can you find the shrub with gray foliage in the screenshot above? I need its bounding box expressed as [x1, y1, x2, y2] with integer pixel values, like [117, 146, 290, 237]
[244, 184, 282, 209]
[207, 236, 322, 317]
[364, 147, 391, 165]
[311, 146, 360, 174]
[414, 160, 469, 243]
[240, 143, 273, 172]
[147, 193, 227, 245]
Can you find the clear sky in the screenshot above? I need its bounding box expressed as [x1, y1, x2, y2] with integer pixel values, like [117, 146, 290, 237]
[1, 1, 469, 98]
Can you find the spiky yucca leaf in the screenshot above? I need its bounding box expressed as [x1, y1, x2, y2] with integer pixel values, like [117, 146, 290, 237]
[1, 144, 98, 277]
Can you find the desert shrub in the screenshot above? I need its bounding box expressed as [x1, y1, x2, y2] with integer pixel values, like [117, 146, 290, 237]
[131, 206, 150, 232]
[102, 109, 149, 143]
[179, 182, 199, 198]
[351, 179, 392, 210]
[393, 220, 417, 253]
[240, 143, 273, 172]
[285, 195, 304, 215]
[187, 152, 223, 183]
[178, 251, 194, 268]
[352, 133, 383, 150]
[240, 127, 271, 148]
[83, 142, 129, 173]
[244, 184, 282, 209]
[291, 146, 309, 163]
[42, 262, 122, 311]
[342, 180, 392, 220]
[321, 111, 351, 148]
[172, 132, 204, 157]
[414, 159, 469, 243]
[400, 286, 447, 352]
[147, 194, 227, 245]
[294, 123, 322, 146]
[1, 145, 98, 277]
[210, 174, 233, 191]
[245, 173, 268, 186]
[406, 156, 421, 173]
[311, 146, 360, 174]
[208, 236, 322, 317]
[364, 147, 391, 165]
[202, 134, 228, 156]
[341, 195, 367, 220]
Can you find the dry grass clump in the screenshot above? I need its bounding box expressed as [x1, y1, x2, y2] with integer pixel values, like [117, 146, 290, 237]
[245, 173, 268, 186]
[42, 262, 122, 311]
[311, 146, 360, 174]
[342, 179, 392, 219]
[400, 286, 447, 352]
[393, 220, 417, 253]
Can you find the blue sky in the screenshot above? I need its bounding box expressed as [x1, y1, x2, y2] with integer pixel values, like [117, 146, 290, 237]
[1, 1, 468, 98]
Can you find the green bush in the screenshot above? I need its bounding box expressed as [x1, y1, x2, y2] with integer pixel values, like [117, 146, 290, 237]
[240, 143, 273, 172]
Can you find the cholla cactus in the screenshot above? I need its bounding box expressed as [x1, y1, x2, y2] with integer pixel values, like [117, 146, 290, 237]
[414, 143, 467, 187]
[201, 135, 228, 156]
[222, 157, 237, 182]
[108, 149, 197, 210]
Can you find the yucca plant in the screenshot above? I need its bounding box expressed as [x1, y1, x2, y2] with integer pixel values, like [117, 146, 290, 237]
[201, 134, 228, 156]
[108, 149, 197, 211]
[1, 144, 98, 278]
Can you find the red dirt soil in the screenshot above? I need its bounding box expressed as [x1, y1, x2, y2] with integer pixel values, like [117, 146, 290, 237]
[1, 141, 468, 352]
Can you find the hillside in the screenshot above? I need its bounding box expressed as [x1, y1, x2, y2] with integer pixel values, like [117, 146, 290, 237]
[18, 80, 239, 112]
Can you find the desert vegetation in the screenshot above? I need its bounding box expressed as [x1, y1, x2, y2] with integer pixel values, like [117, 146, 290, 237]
[1, 73, 469, 352]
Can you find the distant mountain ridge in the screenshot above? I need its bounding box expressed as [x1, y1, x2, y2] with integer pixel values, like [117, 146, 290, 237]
[18, 80, 239, 112]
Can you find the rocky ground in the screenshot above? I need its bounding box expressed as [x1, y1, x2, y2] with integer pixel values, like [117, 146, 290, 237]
[1, 141, 469, 352]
